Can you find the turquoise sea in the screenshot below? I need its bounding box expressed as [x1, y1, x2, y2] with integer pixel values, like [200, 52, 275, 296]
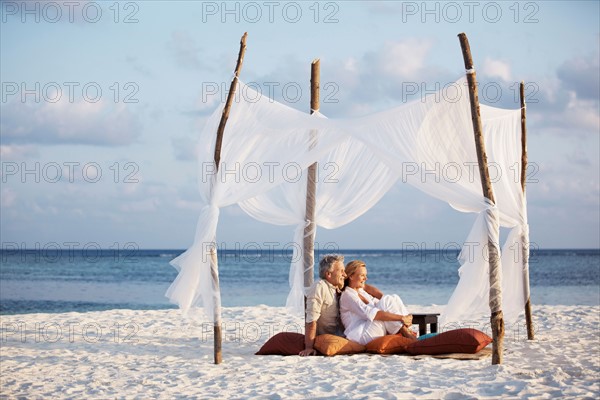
[1, 249, 598, 315]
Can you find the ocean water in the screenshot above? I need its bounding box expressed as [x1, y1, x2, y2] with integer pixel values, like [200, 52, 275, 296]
[0, 249, 598, 315]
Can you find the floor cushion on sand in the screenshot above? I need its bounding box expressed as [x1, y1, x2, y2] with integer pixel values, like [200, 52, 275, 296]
[314, 334, 365, 356]
[406, 328, 492, 355]
[256, 329, 491, 357]
[255, 332, 305, 355]
[366, 335, 417, 354]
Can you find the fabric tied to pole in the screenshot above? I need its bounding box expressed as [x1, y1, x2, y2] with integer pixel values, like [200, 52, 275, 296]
[166, 204, 221, 321]
[498, 197, 529, 323]
[484, 203, 502, 315]
[440, 201, 501, 327]
[286, 222, 308, 314]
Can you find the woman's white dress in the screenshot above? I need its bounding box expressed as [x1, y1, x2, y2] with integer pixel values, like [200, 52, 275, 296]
[340, 287, 409, 345]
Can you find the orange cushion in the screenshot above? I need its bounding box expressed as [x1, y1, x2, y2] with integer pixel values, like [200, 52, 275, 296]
[255, 332, 305, 355]
[314, 334, 365, 356]
[406, 328, 492, 355]
[366, 335, 417, 354]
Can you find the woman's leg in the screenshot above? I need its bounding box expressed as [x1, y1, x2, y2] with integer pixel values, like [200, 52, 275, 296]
[359, 320, 387, 345]
[376, 294, 409, 335]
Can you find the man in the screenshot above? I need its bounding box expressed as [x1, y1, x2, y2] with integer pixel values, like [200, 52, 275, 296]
[299, 254, 383, 356]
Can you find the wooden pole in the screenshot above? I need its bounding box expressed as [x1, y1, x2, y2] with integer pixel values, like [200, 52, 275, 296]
[214, 32, 248, 167]
[211, 32, 248, 364]
[458, 32, 505, 365]
[520, 81, 535, 340]
[304, 59, 319, 314]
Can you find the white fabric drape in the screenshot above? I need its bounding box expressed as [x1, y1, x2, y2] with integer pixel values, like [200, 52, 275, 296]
[166, 83, 343, 320]
[239, 134, 400, 311]
[167, 77, 529, 327]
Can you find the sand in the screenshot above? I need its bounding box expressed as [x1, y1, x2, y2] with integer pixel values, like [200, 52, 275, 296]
[1, 304, 598, 399]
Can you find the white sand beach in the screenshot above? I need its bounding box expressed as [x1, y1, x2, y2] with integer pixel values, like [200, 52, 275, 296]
[1, 304, 598, 399]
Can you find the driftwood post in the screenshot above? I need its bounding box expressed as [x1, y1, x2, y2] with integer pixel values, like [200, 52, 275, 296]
[458, 32, 505, 364]
[303, 59, 319, 314]
[520, 81, 534, 340]
[211, 32, 247, 364]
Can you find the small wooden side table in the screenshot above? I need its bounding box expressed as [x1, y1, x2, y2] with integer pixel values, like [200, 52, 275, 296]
[412, 313, 441, 336]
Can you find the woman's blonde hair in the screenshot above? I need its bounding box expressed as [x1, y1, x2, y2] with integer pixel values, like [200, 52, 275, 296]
[344, 260, 366, 288]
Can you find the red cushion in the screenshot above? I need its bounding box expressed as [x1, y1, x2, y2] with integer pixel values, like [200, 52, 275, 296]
[406, 328, 492, 355]
[366, 335, 416, 354]
[255, 332, 305, 355]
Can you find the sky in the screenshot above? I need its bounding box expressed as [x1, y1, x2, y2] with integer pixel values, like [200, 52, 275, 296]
[1, 0, 599, 252]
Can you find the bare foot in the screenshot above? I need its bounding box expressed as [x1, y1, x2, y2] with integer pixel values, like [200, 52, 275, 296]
[399, 326, 417, 340]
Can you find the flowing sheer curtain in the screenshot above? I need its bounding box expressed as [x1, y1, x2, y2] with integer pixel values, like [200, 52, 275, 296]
[166, 82, 345, 320]
[440, 104, 527, 326]
[167, 77, 528, 326]
[240, 134, 400, 312]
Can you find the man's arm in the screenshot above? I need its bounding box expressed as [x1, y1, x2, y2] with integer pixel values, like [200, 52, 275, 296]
[299, 321, 317, 356]
[300, 281, 321, 356]
[364, 283, 383, 300]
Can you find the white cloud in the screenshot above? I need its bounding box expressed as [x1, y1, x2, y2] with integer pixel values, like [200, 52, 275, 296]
[126, 56, 154, 78]
[1, 99, 142, 146]
[566, 148, 592, 167]
[482, 57, 512, 81]
[343, 57, 358, 73]
[563, 92, 600, 132]
[333, 57, 361, 90]
[376, 38, 433, 80]
[192, 90, 221, 115]
[364, 1, 403, 14]
[1, 188, 17, 208]
[172, 136, 198, 161]
[32, 201, 58, 215]
[525, 51, 599, 136]
[557, 51, 600, 100]
[347, 102, 376, 116]
[175, 199, 202, 210]
[531, 86, 600, 134]
[167, 30, 204, 70]
[119, 197, 161, 213]
[311, 38, 445, 117]
[0, 144, 39, 160]
[121, 180, 140, 196]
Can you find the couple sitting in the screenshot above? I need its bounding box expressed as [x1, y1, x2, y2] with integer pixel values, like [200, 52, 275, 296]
[300, 254, 414, 356]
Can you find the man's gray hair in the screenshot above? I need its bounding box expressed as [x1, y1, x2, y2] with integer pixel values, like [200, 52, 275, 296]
[318, 254, 344, 279]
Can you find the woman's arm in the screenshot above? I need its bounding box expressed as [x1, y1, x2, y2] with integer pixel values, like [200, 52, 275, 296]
[363, 284, 383, 300]
[374, 311, 412, 326]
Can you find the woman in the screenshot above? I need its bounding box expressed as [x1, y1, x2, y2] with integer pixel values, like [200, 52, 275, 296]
[340, 260, 414, 345]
